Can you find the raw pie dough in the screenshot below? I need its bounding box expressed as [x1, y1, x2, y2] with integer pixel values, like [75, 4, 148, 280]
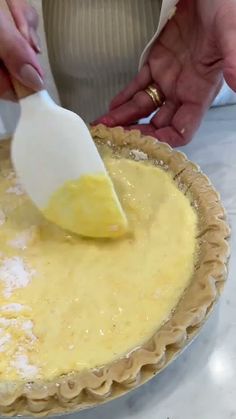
[0, 143, 197, 382]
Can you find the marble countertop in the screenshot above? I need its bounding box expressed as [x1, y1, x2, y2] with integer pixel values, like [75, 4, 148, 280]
[68, 105, 236, 419]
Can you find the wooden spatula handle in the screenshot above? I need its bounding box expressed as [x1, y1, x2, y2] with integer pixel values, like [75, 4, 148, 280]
[0, 0, 35, 99]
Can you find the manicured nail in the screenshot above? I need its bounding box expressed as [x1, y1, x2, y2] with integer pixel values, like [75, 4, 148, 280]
[93, 116, 115, 126]
[30, 28, 41, 53]
[19, 64, 44, 91]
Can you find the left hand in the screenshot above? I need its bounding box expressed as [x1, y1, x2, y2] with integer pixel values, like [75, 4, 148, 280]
[94, 0, 236, 147]
[0, 0, 42, 97]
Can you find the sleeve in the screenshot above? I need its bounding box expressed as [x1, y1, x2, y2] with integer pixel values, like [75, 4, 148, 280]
[139, 0, 179, 69]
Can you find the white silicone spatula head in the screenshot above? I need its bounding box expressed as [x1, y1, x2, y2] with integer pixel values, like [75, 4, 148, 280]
[1, 1, 128, 238]
[12, 91, 107, 207]
[11, 92, 128, 238]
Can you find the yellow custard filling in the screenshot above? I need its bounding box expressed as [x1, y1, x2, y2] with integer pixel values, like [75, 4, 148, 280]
[0, 146, 197, 382]
[43, 173, 128, 238]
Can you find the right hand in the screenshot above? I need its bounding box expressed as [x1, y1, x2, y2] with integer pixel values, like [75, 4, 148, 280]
[0, 0, 44, 98]
[97, 0, 236, 147]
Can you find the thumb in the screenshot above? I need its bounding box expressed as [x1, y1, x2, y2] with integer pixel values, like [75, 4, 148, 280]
[216, 2, 236, 91]
[0, 11, 44, 91]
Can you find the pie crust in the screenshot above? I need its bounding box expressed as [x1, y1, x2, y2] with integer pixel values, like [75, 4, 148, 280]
[0, 125, 230, 416]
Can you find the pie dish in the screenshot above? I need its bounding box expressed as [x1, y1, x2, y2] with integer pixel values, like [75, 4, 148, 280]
[0, 125, 230, 416]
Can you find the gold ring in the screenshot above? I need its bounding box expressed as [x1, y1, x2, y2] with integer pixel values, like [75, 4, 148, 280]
[145, 85, 163, 107]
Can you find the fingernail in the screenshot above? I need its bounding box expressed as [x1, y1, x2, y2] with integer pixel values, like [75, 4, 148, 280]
[19, 64, 44, 91]
[94, 116, 115, 126]
[30, 28, 42, 53]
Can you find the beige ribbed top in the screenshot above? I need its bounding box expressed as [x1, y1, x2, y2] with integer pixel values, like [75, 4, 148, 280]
[42, 0, 162, 122]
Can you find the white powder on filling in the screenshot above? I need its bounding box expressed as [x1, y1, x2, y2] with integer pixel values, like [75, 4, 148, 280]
[11, 353, 38, 379]
[0, 257, 35, 298]
[0, 209, 5, 226]
[8, 227, 36, 250]
[130, 149, 148, 161]
[0, 318, 36, 343]
[0, 317, 38, 376]
[21, 320, 37, 343]
[6, 171, 15, 180]
[0, 317, 11, 327]
[0, 333, 11, 352]
[0, 303, 25, 313]
[6, 178, 24, 196]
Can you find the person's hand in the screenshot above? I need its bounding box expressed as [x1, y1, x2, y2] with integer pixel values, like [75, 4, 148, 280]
[95, 0, 236, 146]
[0, 0, 43, 98]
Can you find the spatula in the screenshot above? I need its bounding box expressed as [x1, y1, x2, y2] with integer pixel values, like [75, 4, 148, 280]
[1, 0, 128, 238]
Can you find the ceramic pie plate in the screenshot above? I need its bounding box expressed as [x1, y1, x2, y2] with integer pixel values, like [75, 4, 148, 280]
[0, 125, 230, 416]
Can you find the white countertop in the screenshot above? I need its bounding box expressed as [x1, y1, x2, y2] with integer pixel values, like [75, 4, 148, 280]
[68, 105, 236, 419]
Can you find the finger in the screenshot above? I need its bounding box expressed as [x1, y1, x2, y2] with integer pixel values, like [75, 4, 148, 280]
[23, 2, 41, 52]
[109, 64, 152, 110]
[127, 123, 158, 137]
[151, 100, 178, 128]
[170, 102, 205, 145]
[29, 27, 41, 53]
[128, 102, 205, 147]
[7, 0, 38, 35]
[7, 0, 40, 52]
[94, 89, 158, 127]
[153, 102, 205, 146]
[127, 123, 186, 147]
[215, 3, 236, 91]
[0, 12, 44, 91]
[125, 99, 177, 134]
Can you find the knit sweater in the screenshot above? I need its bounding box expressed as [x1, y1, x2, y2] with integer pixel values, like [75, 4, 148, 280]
[42, 0, 166, 121]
